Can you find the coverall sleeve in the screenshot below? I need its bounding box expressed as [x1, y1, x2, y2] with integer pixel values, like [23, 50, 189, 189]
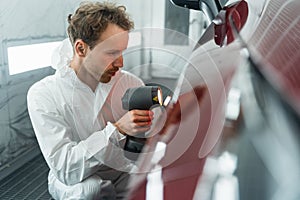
[27, 84, 131, 186]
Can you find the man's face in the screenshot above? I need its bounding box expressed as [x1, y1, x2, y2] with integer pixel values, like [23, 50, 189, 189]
[82, 23, 129, 83]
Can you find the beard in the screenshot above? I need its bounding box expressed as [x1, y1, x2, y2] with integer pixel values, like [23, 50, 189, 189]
[99, 74, 112, 83]
[99, 67, 119, 83]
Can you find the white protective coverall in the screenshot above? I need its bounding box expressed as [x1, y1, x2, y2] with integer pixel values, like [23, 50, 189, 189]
[27, 39, 144, 199]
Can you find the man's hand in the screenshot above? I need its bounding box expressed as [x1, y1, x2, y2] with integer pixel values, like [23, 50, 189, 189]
[114, 110, 154, 136]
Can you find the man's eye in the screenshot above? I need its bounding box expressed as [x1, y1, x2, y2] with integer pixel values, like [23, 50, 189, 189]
[108, 52, 119, 56]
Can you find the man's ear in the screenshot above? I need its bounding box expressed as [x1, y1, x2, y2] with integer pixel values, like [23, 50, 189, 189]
[74, 39, 88, 57]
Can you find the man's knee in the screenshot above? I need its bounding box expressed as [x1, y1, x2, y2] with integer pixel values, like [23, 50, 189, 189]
[49, 174, 116, 200]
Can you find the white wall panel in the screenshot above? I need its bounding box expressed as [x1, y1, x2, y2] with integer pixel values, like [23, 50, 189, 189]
[0, 0, 81, 40]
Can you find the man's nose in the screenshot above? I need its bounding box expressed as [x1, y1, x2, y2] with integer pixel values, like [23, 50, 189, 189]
[112, 55, 123, 68]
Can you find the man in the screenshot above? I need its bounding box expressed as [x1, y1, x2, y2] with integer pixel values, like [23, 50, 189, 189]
[27, 2, 153, 199]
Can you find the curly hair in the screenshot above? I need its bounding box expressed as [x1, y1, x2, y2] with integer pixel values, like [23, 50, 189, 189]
[67, 1, 134, 49]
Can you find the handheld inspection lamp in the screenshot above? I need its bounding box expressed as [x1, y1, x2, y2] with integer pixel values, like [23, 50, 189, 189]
[121, 86, 163, 160]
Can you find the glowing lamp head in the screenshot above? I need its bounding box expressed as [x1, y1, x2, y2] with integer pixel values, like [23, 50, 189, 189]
[122, 86, 163, 111]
